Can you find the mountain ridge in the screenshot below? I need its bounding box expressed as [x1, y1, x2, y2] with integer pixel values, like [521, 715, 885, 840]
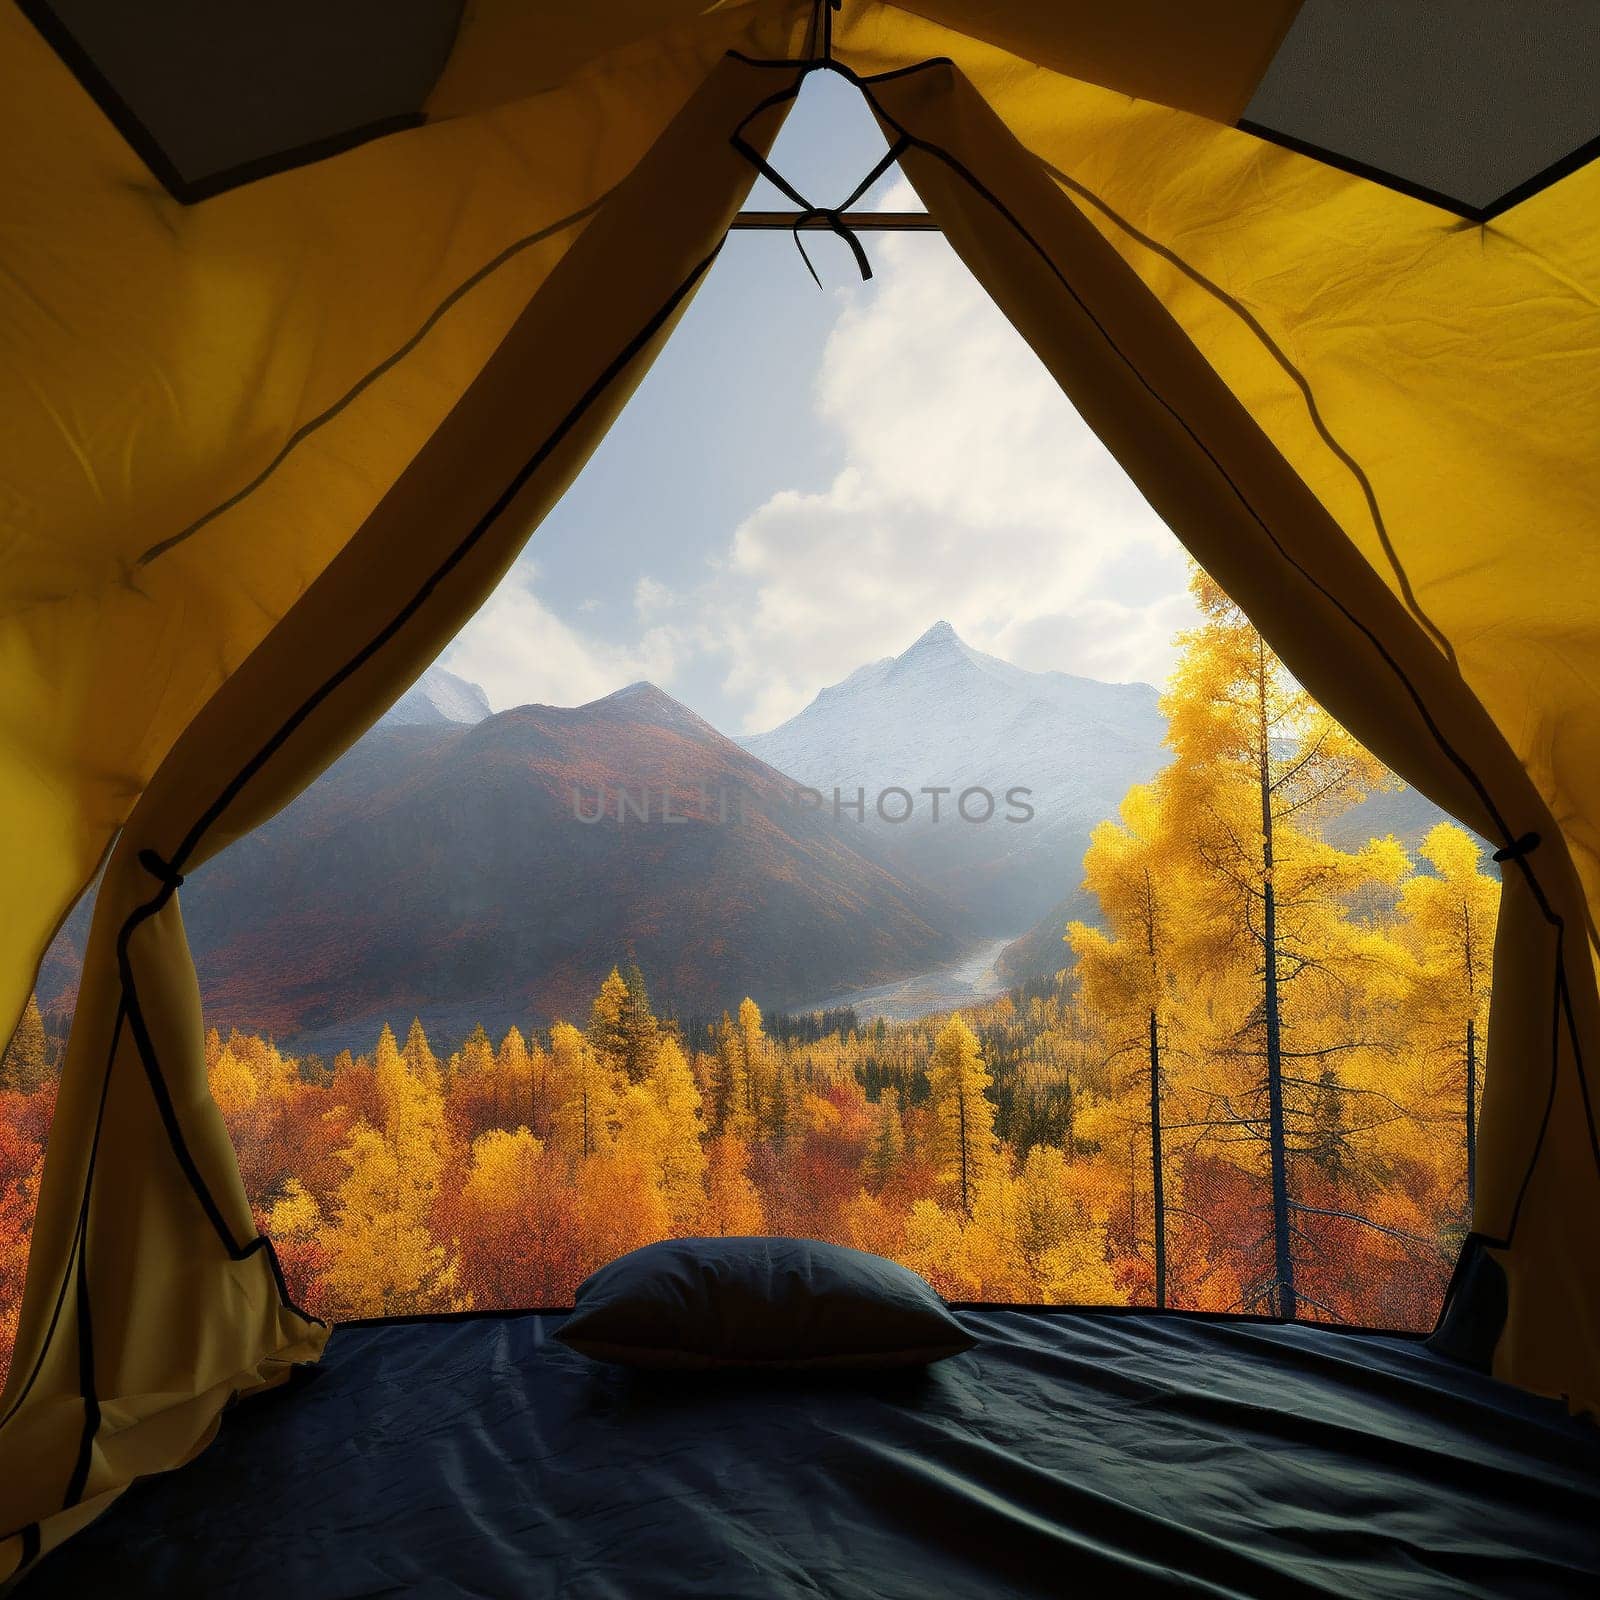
[165, 678, 962, 1056]
[35, 624, 1458, 1041]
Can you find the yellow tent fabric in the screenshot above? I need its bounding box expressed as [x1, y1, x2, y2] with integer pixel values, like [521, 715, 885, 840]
[2, 0, 1596, 1574]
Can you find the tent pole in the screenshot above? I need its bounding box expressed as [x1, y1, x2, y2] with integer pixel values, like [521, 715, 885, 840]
[729, 209, 939, 230]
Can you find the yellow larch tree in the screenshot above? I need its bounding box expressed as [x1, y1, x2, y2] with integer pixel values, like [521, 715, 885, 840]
[575, 1147, 672, 1274]
[207, 1035, 261, 1119]
[644, 1035, 707, 1230]
[701, 1132, 764, 1235]
[453, 1023, 495, 1082]
[403, 1016, 441, 1084]
[736, 996, 774, 1138]
[902, 1198, 975, 1300]
[1162, 566, 1402, 1318]
[265, 1177, 321, 1239]
[1013, 1145, 1120, 1304]
[319, 1025, 458, 1317]
[0, 994, 49, 1092]
[549, 1019, 620, 1162]
[493, 1025, 536, 1132]
[925, 1014, 1001, 1221]
[1398, 822, 1502, 1210]
[455, 1127, 546, 1306]
[1068, 781, 1197, 1308]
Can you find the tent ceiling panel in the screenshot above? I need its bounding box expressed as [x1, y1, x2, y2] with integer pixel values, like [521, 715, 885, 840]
[1239, 0, 1600, 218]
[20, 0, 464, 202]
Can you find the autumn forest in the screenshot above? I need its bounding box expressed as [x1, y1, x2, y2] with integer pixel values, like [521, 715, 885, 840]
[0, 576, 1499, 1383]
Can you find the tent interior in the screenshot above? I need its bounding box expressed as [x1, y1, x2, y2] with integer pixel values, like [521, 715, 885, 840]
[3, 2, 1600, 1594]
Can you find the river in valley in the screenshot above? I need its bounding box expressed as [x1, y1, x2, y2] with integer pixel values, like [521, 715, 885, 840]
[795, 937, 1016, 1023]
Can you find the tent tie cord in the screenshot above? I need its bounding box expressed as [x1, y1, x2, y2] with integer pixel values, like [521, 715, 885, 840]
[805, 0, 843, 67]
[1492, 831, 1541, 863]
[135, 848, 185, 890]
[730, 89, 909, 289]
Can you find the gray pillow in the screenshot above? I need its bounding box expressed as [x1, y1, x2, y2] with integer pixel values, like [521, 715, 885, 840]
[553, 1236, 975, 1369]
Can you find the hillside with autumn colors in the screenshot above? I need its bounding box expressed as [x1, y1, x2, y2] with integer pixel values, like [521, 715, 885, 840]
[1, 572, 1498, 1385]
[149, 681, 961, 1051]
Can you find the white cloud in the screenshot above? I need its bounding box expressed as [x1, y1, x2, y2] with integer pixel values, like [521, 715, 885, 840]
[442, 205, 1199, 731]
[707, 219, 1198, 731]
[633, 575, 673, 618]
[442, 568, 680, 712]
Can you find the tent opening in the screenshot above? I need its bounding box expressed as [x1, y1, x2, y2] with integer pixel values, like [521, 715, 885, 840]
[7, 8, 1600, 1589]
[3, 75, 1503, 1371]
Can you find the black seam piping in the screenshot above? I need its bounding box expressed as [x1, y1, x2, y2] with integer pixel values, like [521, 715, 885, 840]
[17, 0, 434, 206]
[1036, 156, 1460, 672]
[62, 1192, 98, 1509]
[135, 192, 613, 569]
[115, 879, 325, 1326]
[1236, 119, 1600, 225]
[16, 0, 188, 196]
[847, 67, 1599, 1268]
[724, 50, 956, 86]
[155, 115, 426, 206]
[0, 1000, 126, 1439]
[1478, 129, 1600, 220]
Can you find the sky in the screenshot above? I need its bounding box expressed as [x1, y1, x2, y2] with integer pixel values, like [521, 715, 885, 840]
[440, 73, 1198, 737]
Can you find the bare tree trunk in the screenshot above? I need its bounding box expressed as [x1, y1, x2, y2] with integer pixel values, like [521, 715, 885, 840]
[957, 1072, 971, 1219]
[1139, 867, 1169, 1310]
[1258, 641, 1296, 1319]
[1462, 896, 1478, 1216]
[1465, 1015, 1477, 1214]
[1149, 1007, 1167, 1310]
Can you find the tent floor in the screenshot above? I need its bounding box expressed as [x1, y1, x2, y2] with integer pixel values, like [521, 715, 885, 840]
[26, 1308, 1600, 1598]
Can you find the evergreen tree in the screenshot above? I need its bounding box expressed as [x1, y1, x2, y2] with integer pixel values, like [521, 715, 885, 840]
[619, 961, 662, 1083]
[456, 1024, 495, 1080]
[710, 1012, 750, 1138]
[588, 968, 632, 1075]
[863, 1088, 905, 1189]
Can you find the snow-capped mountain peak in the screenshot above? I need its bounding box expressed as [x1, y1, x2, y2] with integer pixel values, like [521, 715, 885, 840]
[381, 665, 493, 728]
[738, 623, 1167, 934]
